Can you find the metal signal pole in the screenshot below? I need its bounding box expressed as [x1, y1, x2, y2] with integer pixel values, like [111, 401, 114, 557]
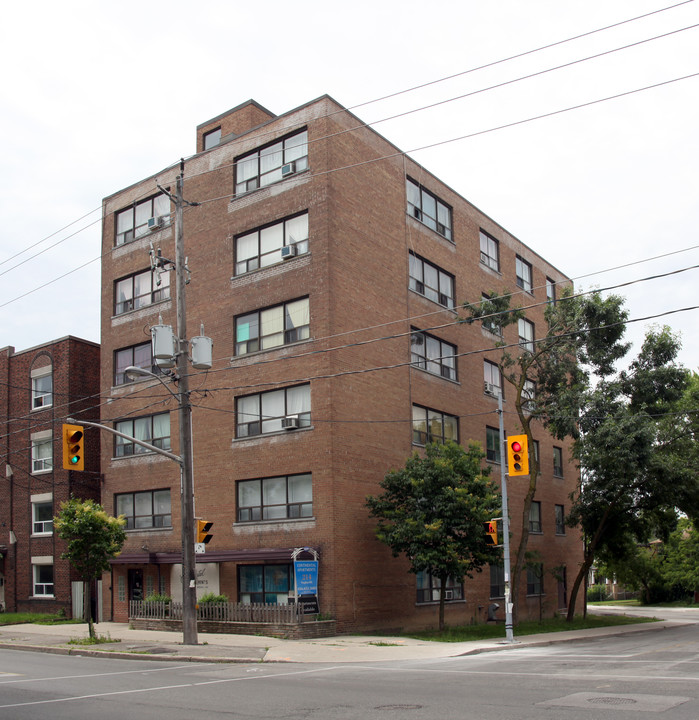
[497, 390, 515, 643]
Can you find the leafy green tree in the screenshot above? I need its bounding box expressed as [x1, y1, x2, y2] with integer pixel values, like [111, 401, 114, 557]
[658, 518, 699, 599]
[54, 497, 126, 638]
[366, 441, 500, 630]
[566, 328, 699, 619]
[462, 288, 629, 621]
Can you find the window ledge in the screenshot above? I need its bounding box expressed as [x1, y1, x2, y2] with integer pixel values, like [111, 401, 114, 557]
[230, 249, 311, 282]
[412, 365, 460, 385]
[479, 260, 502, 275]
[231, 336, 314, 363]
[31, 532, 53, 539]
[235, 516, 316, 528]
[408, 287, 457, 313]
[415, 599, 466, 607]
[406, 212, 454, 245]
[124, 526, 174, 534]
[111, 297, 171, 321]
[233, 425, 314, 443]
[31, 405, 53, 412]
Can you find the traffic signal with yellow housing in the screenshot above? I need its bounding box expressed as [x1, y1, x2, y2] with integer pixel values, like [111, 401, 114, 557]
[507, 434, 529, 476]
[484, 520, 498, 545]
[196, 520, 213, 544]
[62, 423, 85, 471]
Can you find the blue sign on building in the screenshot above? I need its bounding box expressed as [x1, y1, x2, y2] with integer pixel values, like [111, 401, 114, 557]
[294, 560, 318, 596]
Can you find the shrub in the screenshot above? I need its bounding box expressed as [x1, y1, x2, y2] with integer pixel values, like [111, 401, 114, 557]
[587, 584, 610, 602]
[143, 593, 172, 603]
[198, 592, 228, 604]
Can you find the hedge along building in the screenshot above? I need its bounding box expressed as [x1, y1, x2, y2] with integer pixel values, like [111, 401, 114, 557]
[99, 96, 581, 630]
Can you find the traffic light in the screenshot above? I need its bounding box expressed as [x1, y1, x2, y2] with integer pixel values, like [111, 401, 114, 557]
[484, 520, 498, 546]
[62, 423, 85, 471]
[196, 520, 213, 544]
[507, 434, 529, 476]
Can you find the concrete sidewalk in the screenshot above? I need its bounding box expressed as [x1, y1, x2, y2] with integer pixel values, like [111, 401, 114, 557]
[0, 614, 692, 664]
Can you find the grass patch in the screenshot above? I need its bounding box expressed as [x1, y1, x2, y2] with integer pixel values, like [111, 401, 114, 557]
[0, 612, 84, 627]
[68, 634, 120, 646]
[367, 641, 403, 647]
[399, 613, 657, 643]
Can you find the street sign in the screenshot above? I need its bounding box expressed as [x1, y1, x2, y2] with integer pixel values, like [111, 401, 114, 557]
[195, 543, 206, 554]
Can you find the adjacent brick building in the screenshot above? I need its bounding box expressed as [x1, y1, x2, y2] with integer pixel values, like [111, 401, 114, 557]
[99, 95, 581, 631]
[0, 337, 100, 615]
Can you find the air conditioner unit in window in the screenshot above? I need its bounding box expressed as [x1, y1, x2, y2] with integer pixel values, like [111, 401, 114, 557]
[484, 382, 498, 396]
[148, 216, 163, 231]
[281, 162, 296, 177]
[444, 590, 453, 600]
[281, 415, 300, 430]
[281, 244, 297, 260]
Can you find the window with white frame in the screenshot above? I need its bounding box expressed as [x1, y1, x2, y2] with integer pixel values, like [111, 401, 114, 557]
[518, 318, 535, 353]
[32, 559, 54, 597]
[410, 329, 457, 380]
[483, 360, 502, 398]
[523, 379, 536, 413]
[408, 252, 455, 308]
[32, 494, 53, 534]
[553, 446, 564, 477]
[115, 193, 170, 246]
[516, 255, 533, 293]
[114, 342, 160, 386]
[114, 413, 170, 457]
[416, 571, 463, 603]
[555, 504, 566, 534]
[412, 405, 458, 446]
[236, 298, 310, 355]
[31, 367, 52, 410]
[529, 501, 542, 533]
[479, 230, 499, 271]
[237, 473, 312, 522]
[235, 213, 309, 275]
[527, 563, 544, 595]
[31, 431, 52, 474]
[115, 489, 172, 530]
[486, 426, 501, 463]
[406, 178, 453, 240]
[235, 129, 308, 196]
[236, 384, 311, 438]
[546, 277, 556, 304]
[115, 269, 170, 315]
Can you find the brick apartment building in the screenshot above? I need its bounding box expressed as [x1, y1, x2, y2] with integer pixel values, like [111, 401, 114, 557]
[99, 95, 581, 631]
[0, 337, 101, 615]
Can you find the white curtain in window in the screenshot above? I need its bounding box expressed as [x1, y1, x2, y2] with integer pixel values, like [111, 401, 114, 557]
[286, 385, 310, 415]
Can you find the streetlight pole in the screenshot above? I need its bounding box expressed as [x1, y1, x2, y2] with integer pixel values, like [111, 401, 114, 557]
[497, 390, 515, 644]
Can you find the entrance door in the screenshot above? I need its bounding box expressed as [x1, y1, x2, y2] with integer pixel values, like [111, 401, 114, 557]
[128, 569, 144, 601]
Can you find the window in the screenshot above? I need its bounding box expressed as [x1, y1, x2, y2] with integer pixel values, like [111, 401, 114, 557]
[546, 277, 556, 304]
[239, 564, 294, 604]
[516, 256, 533, 293]
[553, 446, 564, 477]
[518, 318, 535, 353]
[481, 294, 502, 336]
[408, 252, 455, 308]
[31, 432, 52, 474]
[236, 298, 310, 355]
[479, 230, 499, 272]
[33, 562, 54, 597]
[412, 405, 458, 445]
[115, 489, 172, 530]
[523, 379, 536, 413]
[529, 501, 542, 533]
[203, 127, 221, 150]
[115, 269, 170, 315]
[114, 342, 159, 386]
[490, 564, 505, 598]
[483, 360, 502, 398]
[235, 129, 308, 195]
[115, 413, 170, 457]
[527, 563, 544, 595]
[416, 571, 463, 603]
[31, 368, 52, 410]
[32, 498, 53, 535]
[532, 439, 540, 473]
[236, 384, 311, 437]
[486, 426, 501, 463]
[115, 193, 170, 246]
[406, 178, 453, 240]
[555, 504, 566, 535]
[237, 473, 312, 522]
[235, 213, 309, 275]
[411, 329, 457, 380]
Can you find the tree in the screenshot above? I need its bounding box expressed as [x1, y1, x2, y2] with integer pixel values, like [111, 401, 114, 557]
[54, 497, 126, 638]
[366, 441, 501, 630]
[462, 288, 630, 621]
[565, 327, 699, 620]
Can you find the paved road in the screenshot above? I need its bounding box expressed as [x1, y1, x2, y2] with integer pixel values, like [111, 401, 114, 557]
[1, 619, 697, 719]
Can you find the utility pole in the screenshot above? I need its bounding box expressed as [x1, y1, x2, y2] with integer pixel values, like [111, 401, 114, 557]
[174, 160, 198, 646]
[497, 390, 515, 644]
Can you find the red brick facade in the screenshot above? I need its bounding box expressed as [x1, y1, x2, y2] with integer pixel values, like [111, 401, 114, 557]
[0, 337, 101, 614]
[99, 96, 581, 631]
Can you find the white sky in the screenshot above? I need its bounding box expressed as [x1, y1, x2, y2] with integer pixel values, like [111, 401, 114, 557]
[1, 0, 697, 371]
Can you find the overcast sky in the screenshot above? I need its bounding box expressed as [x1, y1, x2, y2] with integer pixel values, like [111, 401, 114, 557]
[1, 0, 697, 372]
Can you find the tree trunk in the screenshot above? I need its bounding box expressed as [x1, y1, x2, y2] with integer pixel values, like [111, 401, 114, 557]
[566, 550, 594, 622]
[438, 576, 447, 631]
[84, 580, 95, 639]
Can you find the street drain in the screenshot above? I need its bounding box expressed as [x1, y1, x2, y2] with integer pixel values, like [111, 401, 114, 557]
[588, 697, 638, 706]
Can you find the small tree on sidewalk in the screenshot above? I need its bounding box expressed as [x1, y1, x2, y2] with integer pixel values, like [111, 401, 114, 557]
[54, 497, 126, 638]
[366, 441, 501, 631]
